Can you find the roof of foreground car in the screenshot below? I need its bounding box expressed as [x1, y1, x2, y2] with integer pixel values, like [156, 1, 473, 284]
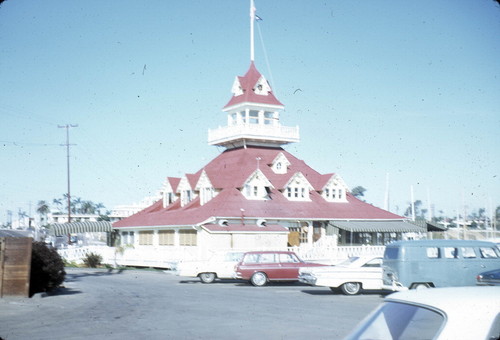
[385, 287, 500, 339]
[242, 250, 295, 254]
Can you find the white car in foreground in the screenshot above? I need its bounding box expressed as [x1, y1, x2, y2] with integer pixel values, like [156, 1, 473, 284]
[175, 251, 244, 283]
[298, 256, 383, 295]
[344, 286, 500, 340]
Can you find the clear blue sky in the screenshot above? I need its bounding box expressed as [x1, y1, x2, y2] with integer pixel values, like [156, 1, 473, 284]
[1, 0, 499, 224]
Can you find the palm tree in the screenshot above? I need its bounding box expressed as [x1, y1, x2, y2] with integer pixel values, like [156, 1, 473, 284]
[95, 202, 105, 215]
[52, 198, 63, 213]
[80, 201, 95, 214]
[36, 200, 50, 227]
[71, 197, 82, 214]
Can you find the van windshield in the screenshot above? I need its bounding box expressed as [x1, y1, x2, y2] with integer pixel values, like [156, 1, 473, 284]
[384, 247, 399, 259]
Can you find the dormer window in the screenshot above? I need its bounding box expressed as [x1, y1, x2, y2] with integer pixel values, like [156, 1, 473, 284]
[322, 174, 348, 202]
[271, 152, 290, 174]
[254, 76, 271, 95]
[195, 170, 216, 206]
[231, 77, 244, 96]
[241, 169, 273, 200]
[180, 190, 193, 206]
[283, 173, 312, 201]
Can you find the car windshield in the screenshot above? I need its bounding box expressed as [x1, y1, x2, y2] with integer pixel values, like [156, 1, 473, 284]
[336, 257, 361, 267]
[346, 301, 444, 340]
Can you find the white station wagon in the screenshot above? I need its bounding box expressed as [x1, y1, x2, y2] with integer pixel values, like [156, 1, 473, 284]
[298, 256, 383, 295]
[175, 251, 244, 283]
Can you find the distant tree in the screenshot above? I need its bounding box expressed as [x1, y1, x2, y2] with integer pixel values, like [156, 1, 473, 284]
[52, 198, 63, 213]
[36, 200, 50, 227]
[95, 202, 105, 215]
[80, 200, 96, 214]
[404, 200, 422, 219]
[351, 186, 366, 198]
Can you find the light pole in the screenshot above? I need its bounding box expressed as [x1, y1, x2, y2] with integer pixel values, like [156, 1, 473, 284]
[58, 124, 78, 224]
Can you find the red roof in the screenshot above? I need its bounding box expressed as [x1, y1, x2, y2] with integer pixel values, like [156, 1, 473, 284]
[114, 146, 403, 228]
[223, 62, 283, 109]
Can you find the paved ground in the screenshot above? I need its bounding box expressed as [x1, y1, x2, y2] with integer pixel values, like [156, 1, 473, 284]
[0, 268, 387, 340]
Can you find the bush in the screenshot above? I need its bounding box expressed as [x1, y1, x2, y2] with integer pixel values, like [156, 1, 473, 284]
[30, 242, 66, 297]
[83, 252, 102, 268]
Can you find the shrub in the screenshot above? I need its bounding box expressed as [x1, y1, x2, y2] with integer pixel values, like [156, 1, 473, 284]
[30, 241, 66, 297]
[83, 252, 102, 268]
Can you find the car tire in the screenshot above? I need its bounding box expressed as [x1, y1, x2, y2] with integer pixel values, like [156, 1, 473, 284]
[340, 282, 361, 295]
[199, 272, 216, 283]
[250, 272, 268, 287]
[413, 283, 430, 290]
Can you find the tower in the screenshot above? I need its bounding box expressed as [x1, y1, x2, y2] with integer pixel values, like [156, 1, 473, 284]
[207, 1, 299, 150]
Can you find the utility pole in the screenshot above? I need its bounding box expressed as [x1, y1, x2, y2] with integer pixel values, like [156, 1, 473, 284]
[58, 124, 78, 223]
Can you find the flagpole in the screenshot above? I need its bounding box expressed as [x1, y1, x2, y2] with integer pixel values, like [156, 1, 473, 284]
[250, 0, 255, 61]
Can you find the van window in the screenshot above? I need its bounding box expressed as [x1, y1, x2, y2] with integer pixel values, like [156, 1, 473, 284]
[385, 247, 399, 259]
[479, 247, 499, 258]
[443, 247, 458, 259]
[426, 247, 440, 259]
[461, 247, 476, 258]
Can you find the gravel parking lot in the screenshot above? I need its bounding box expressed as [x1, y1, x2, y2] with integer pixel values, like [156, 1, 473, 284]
[0, 268, 387, 340]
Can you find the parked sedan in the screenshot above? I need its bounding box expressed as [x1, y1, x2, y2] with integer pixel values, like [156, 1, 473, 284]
[235, 251, 326, 286]
[344, 287, 500, 340]
[176, 251, 244, 283]
[477, 268, 500, 286]
[298, 256, 383, 295]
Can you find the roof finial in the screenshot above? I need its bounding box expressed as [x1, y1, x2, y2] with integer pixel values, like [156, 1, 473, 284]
[250, 0, 256, 62]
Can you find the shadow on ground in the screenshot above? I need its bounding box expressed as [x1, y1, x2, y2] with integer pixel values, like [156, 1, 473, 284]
[301, 288, 391, 297]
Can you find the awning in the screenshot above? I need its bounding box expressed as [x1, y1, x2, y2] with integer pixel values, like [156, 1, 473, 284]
[331, 220, 426, 233]
[49, 221, 113, 236]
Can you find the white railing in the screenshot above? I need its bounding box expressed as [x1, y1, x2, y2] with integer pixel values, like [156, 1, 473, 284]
[58, 244, 385, 268]
[208, 124, 299, 145]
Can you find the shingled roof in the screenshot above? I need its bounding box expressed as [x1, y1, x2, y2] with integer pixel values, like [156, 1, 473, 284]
[114, 146, 402, 228]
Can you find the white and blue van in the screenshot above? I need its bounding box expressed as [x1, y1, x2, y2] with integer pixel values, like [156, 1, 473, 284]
[382, 239, 500, 291]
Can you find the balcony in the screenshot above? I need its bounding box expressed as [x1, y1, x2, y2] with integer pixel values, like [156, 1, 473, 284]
[208, 124, 300, 147]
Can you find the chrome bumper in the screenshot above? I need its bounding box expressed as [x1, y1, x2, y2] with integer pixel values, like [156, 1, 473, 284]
[298, 274, 317, 285]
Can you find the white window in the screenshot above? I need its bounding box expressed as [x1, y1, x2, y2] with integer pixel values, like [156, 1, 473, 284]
[158, 230, 174, 246]
[121, 231, 135, 245]
[179, 230, 197, 246]
[264, 111, 274, 125]
[230, 112, 237, 126]
[139, 231, 154, 246]
[249, 110, 259, 124]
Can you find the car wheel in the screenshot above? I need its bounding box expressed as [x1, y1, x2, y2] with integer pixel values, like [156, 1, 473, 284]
[413, 283, 430, 290]
[199, 272, 216, 283]
[250, 272, 268, 287]
[341, 282, 361, 295]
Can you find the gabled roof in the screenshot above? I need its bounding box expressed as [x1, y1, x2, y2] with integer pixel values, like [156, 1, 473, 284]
[114, 146, 403, 228]
[223, 62, 283, 109]
[166, 177, 181, 192]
